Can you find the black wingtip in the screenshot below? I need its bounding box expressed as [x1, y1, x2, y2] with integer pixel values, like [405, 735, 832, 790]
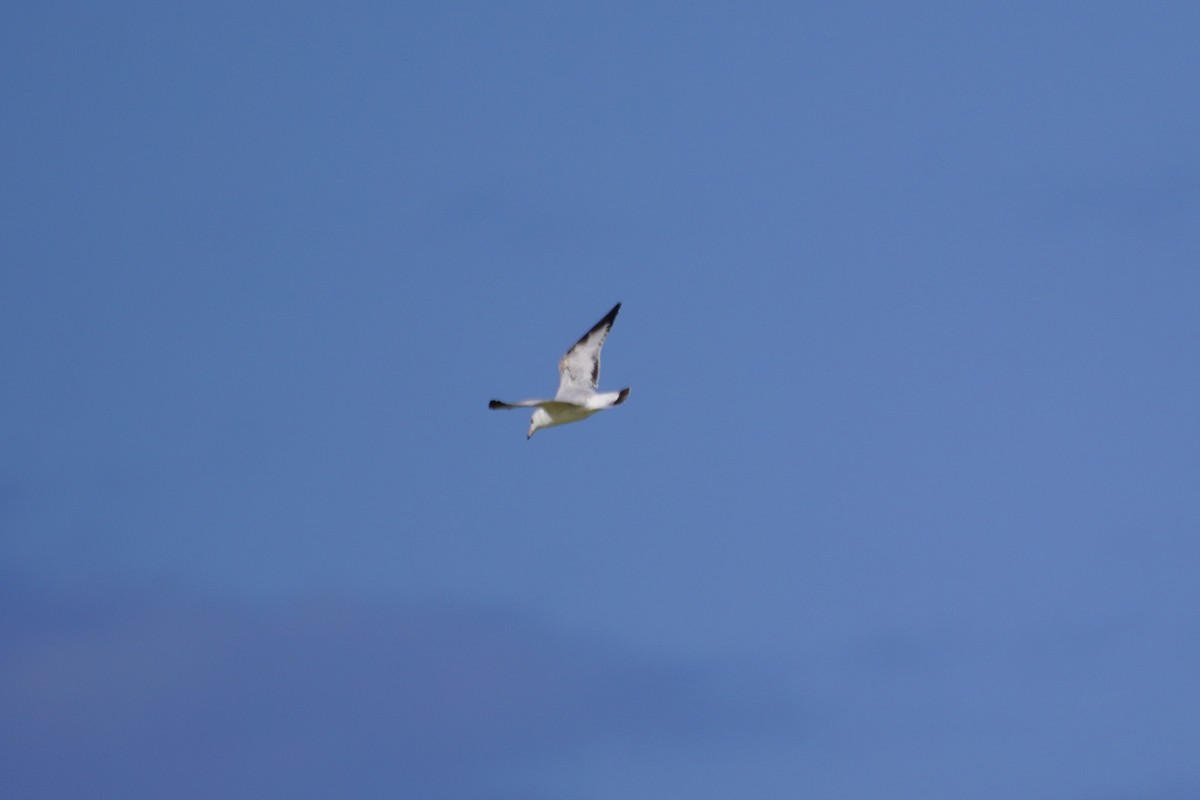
[575, 303, 622, 346]
[488, 400, 505, 409]
[592, 303, 621, 333]
[614, 387, 631, 406]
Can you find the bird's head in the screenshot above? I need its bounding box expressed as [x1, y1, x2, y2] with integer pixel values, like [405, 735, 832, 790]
[527, 408, 550, 439]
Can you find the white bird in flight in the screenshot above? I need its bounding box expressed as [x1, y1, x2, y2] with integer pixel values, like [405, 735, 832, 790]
[489, 303, 630, 439]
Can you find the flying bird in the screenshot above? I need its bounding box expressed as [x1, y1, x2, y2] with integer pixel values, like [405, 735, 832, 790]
[489, 303, 630, 439]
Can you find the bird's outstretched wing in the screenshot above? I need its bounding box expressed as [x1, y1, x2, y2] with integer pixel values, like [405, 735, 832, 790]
[489, 399, 545, 409]
[556, 303, 620, 399]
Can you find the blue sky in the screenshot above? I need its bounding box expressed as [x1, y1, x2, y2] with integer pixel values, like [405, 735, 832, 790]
[3, 2, 1199, 797]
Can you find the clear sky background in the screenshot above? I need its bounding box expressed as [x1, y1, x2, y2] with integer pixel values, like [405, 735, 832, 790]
[3, 2, 1199, 798]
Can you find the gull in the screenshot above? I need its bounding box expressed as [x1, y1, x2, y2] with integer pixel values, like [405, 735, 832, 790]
[489, 303, 630, 439]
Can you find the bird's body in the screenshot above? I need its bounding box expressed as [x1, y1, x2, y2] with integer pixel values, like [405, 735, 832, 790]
[489, 303, 630, 438]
